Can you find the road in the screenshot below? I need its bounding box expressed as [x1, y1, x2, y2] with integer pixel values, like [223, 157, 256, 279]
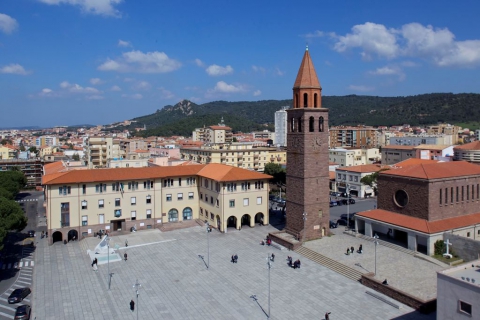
[0, 191, 43, 320]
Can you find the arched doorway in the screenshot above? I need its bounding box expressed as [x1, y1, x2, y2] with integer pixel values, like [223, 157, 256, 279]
[227, 216, 237, 228]
[52, 231, 63, 244]
[168, 209, 178, 222]
[241, 214, 251, 226]
[255, 213, 264, 225]
[67, 229, 78, 242]
[215, 215, 221, 230]
[183, 207, 193, 221]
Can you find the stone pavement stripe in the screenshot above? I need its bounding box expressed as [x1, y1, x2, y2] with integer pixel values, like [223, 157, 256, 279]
[0, 303, 15, 312]
[0, 310, 13, 318]
[16, 280, 30, 285]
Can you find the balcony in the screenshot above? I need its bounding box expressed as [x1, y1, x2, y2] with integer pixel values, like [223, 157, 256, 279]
[221, 155, 226, 160]
[254, 159, 259, 164]
[60, 222, 70, 227]
[237, 154, 243, 159]
[253, 154, 259, 159]
[238, 160, 243, 164]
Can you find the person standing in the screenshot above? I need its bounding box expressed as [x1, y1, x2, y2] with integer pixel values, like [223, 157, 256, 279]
[325, 311, 331, 320]
[124, 252, 128, 261]
[130, 299, 135, 311]
[125, 239, 128, 247]
[231, 255, 235, 263]
[91, 257, 98, 267]
[234, 254, 238, 263]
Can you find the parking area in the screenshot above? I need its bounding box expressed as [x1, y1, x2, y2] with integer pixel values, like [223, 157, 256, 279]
[31, 224, 434, 319]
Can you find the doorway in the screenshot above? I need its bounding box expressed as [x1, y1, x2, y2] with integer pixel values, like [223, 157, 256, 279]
[111, 219, 125, 231]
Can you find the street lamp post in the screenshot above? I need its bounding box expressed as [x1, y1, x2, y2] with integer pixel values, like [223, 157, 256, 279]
[266, 254, 272, 319]
[133, 279, 141, 320]
[106, 236, 111, 290]
[374, 234, 379, 275]
[346, 183, 350, 231]
[302, 212, 307, 244]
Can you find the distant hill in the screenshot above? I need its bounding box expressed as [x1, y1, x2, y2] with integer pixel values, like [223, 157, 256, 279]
[129, 93, 480, 137]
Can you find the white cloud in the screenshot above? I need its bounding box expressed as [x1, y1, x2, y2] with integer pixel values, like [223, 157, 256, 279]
[133, 81, 151, 91]
[37, 0, 122, 17]
[205, 64, 234, 76]
[212, 81, 245, 93]
[194, 58, 205, 67]
[110, 85, 121, 91]
[60, 81, 70, 88]
[253, 90, 261, 97]
[0, 63, 29, 75]
[118, 39, 131, 47]
[369, 66, 405, 81]
[303, 30, 325, 38]
[39, 88, 55, 97]
[348, 85, 375, 92]
[158, 87, 174, 99]
[90, 78, 103, 85]
[98, 50, 181, 73]
[323, 22, 480, 67]
[59, 81, 100, 93]
[122, 93, 143, 99]
[275, 67, 284, 76]
[252, 65, 266, 74]
[0, 13, 18, 34]
[333, 22, 399, 60]
[401, 60, 418, 67]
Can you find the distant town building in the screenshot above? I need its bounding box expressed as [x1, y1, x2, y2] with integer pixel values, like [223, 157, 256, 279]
[329, 148, 380, 167]
[0, 158, 43, 186]
[414, 144, 454, 161]
[84, 136, 124, 169]
[0, 144, 17, 160]
[192, 118, 233, 145]
[381, 145, 416, 165]
[454, 141, 480, 164]
[274, 107, 288, 147]
[36, 136, 57, 147]
[329, 126, 378, 149]
[389, 134, 453, 146]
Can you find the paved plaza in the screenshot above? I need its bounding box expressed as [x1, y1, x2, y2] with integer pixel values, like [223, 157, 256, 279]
[32, 225, 437, 319]
[304, 231, 446, 301]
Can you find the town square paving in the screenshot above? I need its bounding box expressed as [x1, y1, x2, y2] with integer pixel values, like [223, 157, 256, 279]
[32, 225, 436, 319]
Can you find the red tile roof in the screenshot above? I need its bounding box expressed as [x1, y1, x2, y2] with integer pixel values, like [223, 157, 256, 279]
[293, 48, 320, 89]
[454, 141, 480, 150]
[337, 164, 390, 173]
[382, 145, 416, 150]
[381, 161, 480, 180]
[357, 209, 480, 234]
[43, 163, 271, 185]
[209, 126, 232, 130]
[392, 158, 440, 167]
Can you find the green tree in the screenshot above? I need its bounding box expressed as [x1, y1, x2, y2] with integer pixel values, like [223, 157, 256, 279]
[264, 163, 286, 185]
[0, 188, 13, 200]
[0, 171, 27, 197]
[72, 153, 80, 161]
[360, 168, 390, 194]
[28, 146, 38, 154]
[0, 198, 28, 250]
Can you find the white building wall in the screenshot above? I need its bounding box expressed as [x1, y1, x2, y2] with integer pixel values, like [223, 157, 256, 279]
[274, 108, 288, 147]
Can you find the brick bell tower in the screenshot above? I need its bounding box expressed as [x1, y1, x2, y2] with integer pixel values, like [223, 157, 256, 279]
[285, 46, 330, 241]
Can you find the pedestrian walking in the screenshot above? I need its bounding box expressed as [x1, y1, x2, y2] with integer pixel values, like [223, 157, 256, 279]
[124, 252, 128, 261]
[351, 246, 355, 254]
[234, 254, 238, 263]
[91, 257, 98, 267]
[270, 253, 275, 262]
[231, 255, 235, 263]
[130, 299, 135, 311]
[325, 311, 331, 320]
[125, 239, 128, 247]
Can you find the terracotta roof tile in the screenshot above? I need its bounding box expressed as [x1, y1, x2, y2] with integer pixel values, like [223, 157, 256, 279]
[413, 144, 451, 150]
[293, 49, 320, 89]
[43, 163, 271, 185]
[392, 158, 440, 167]
[44, 161, 66, 175]
[357, 209, 480, 234]
[209, 126, 232, 130]
[329, 171, 335, 180]
[382, 145, 416, 150]
[381, 161, 480, 180]
[454, 141, 480, 150]
[337, 164, 390, 173]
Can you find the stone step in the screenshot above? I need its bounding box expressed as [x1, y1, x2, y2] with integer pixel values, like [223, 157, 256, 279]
[353, 233, 416, 255]
[295, 246, 363, 282]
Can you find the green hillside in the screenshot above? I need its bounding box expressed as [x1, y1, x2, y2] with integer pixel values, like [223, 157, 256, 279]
[129, 93, 480, 137]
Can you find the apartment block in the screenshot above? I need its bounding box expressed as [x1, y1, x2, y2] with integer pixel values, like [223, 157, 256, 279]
[329, 148, 380, 167]
[329, 126, 378, 148]
[84, 136, 124, 169]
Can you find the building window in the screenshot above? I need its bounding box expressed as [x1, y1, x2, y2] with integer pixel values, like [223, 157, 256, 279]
[164, 179, 173, 187]
[177, 193, 183, 201]
[146, 195, 151, 204]
[200, 193, 203, 200]
[216, 199, 219, 207]
[319, 116, 324, 132]
[166, 194, 172, 202]
[131, 197, 136, 205]
[178, 178, 182, 186]
[200, 208, 203, 216]
[210, 213, 214, 220]
[445, 189, 448, 204]
[243, 198, 249, 206]
[451, 187, 454, 203]
[354, 176, 358, 182]
[114, 209, 122, 218]
[462, 186, 464, 201]
[229, 200, 235, 208]
[467, 232, 471, 237]
[99, 214, 104, 224]
[467, 185, 470, 200]
[205, 195, 208, 202]
[146, 209, 152, 219]
[458, 300, 472, 316]
[115, 198, 121, 206]
[59, 186, 71, 195]
[210, 197, 213, 204]
[98, 199, 104, 208]
[82, 215, 88, 226]
[131, 211, 136, 221]
[168, 209, 178, 222]
[82, 184, 86, 194]
[188, 192, 194, 200]
[81, 200, 87, 210]
[257, 197, 262, 205]
[439, 189, 442, 205]
[183, 207, 192, 220]
[309, 116, 314, 132]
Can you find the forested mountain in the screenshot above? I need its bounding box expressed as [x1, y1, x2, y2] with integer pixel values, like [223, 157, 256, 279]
[129, 93, 480, 137]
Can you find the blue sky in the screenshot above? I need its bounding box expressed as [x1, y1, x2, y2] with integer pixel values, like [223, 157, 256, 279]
[1, 0, 480, 128]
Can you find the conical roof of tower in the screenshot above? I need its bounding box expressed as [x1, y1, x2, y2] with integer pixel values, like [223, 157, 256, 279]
[293, 47, 321, 89]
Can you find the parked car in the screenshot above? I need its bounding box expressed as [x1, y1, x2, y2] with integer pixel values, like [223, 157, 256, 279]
[14, 305, 31, 320]
[329, 220, 338, 228]
[336, 218, 348, 226]
[336, 200, 343, 206]
[329, 201, 337, 207]
[269, 195, 275, 201]
[349, 199, 355, 204]
[8, 288, 31, 304]
[27, 230, 35, 237]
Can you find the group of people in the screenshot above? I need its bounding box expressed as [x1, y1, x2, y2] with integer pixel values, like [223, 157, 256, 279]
[346, 244, 362, 255]
[287, 256, 301, 269]
[41, 231, 48, 239]
[230, 254, 238, 263]
[260, 235, 272, 246]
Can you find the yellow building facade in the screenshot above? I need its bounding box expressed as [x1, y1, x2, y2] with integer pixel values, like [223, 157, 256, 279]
[43, 163, 271, 244]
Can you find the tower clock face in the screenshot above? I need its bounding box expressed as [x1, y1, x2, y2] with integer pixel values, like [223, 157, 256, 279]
[312, 136, 321, 150]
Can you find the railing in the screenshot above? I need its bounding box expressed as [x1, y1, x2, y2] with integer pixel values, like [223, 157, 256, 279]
[60, 222, 70, 227]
